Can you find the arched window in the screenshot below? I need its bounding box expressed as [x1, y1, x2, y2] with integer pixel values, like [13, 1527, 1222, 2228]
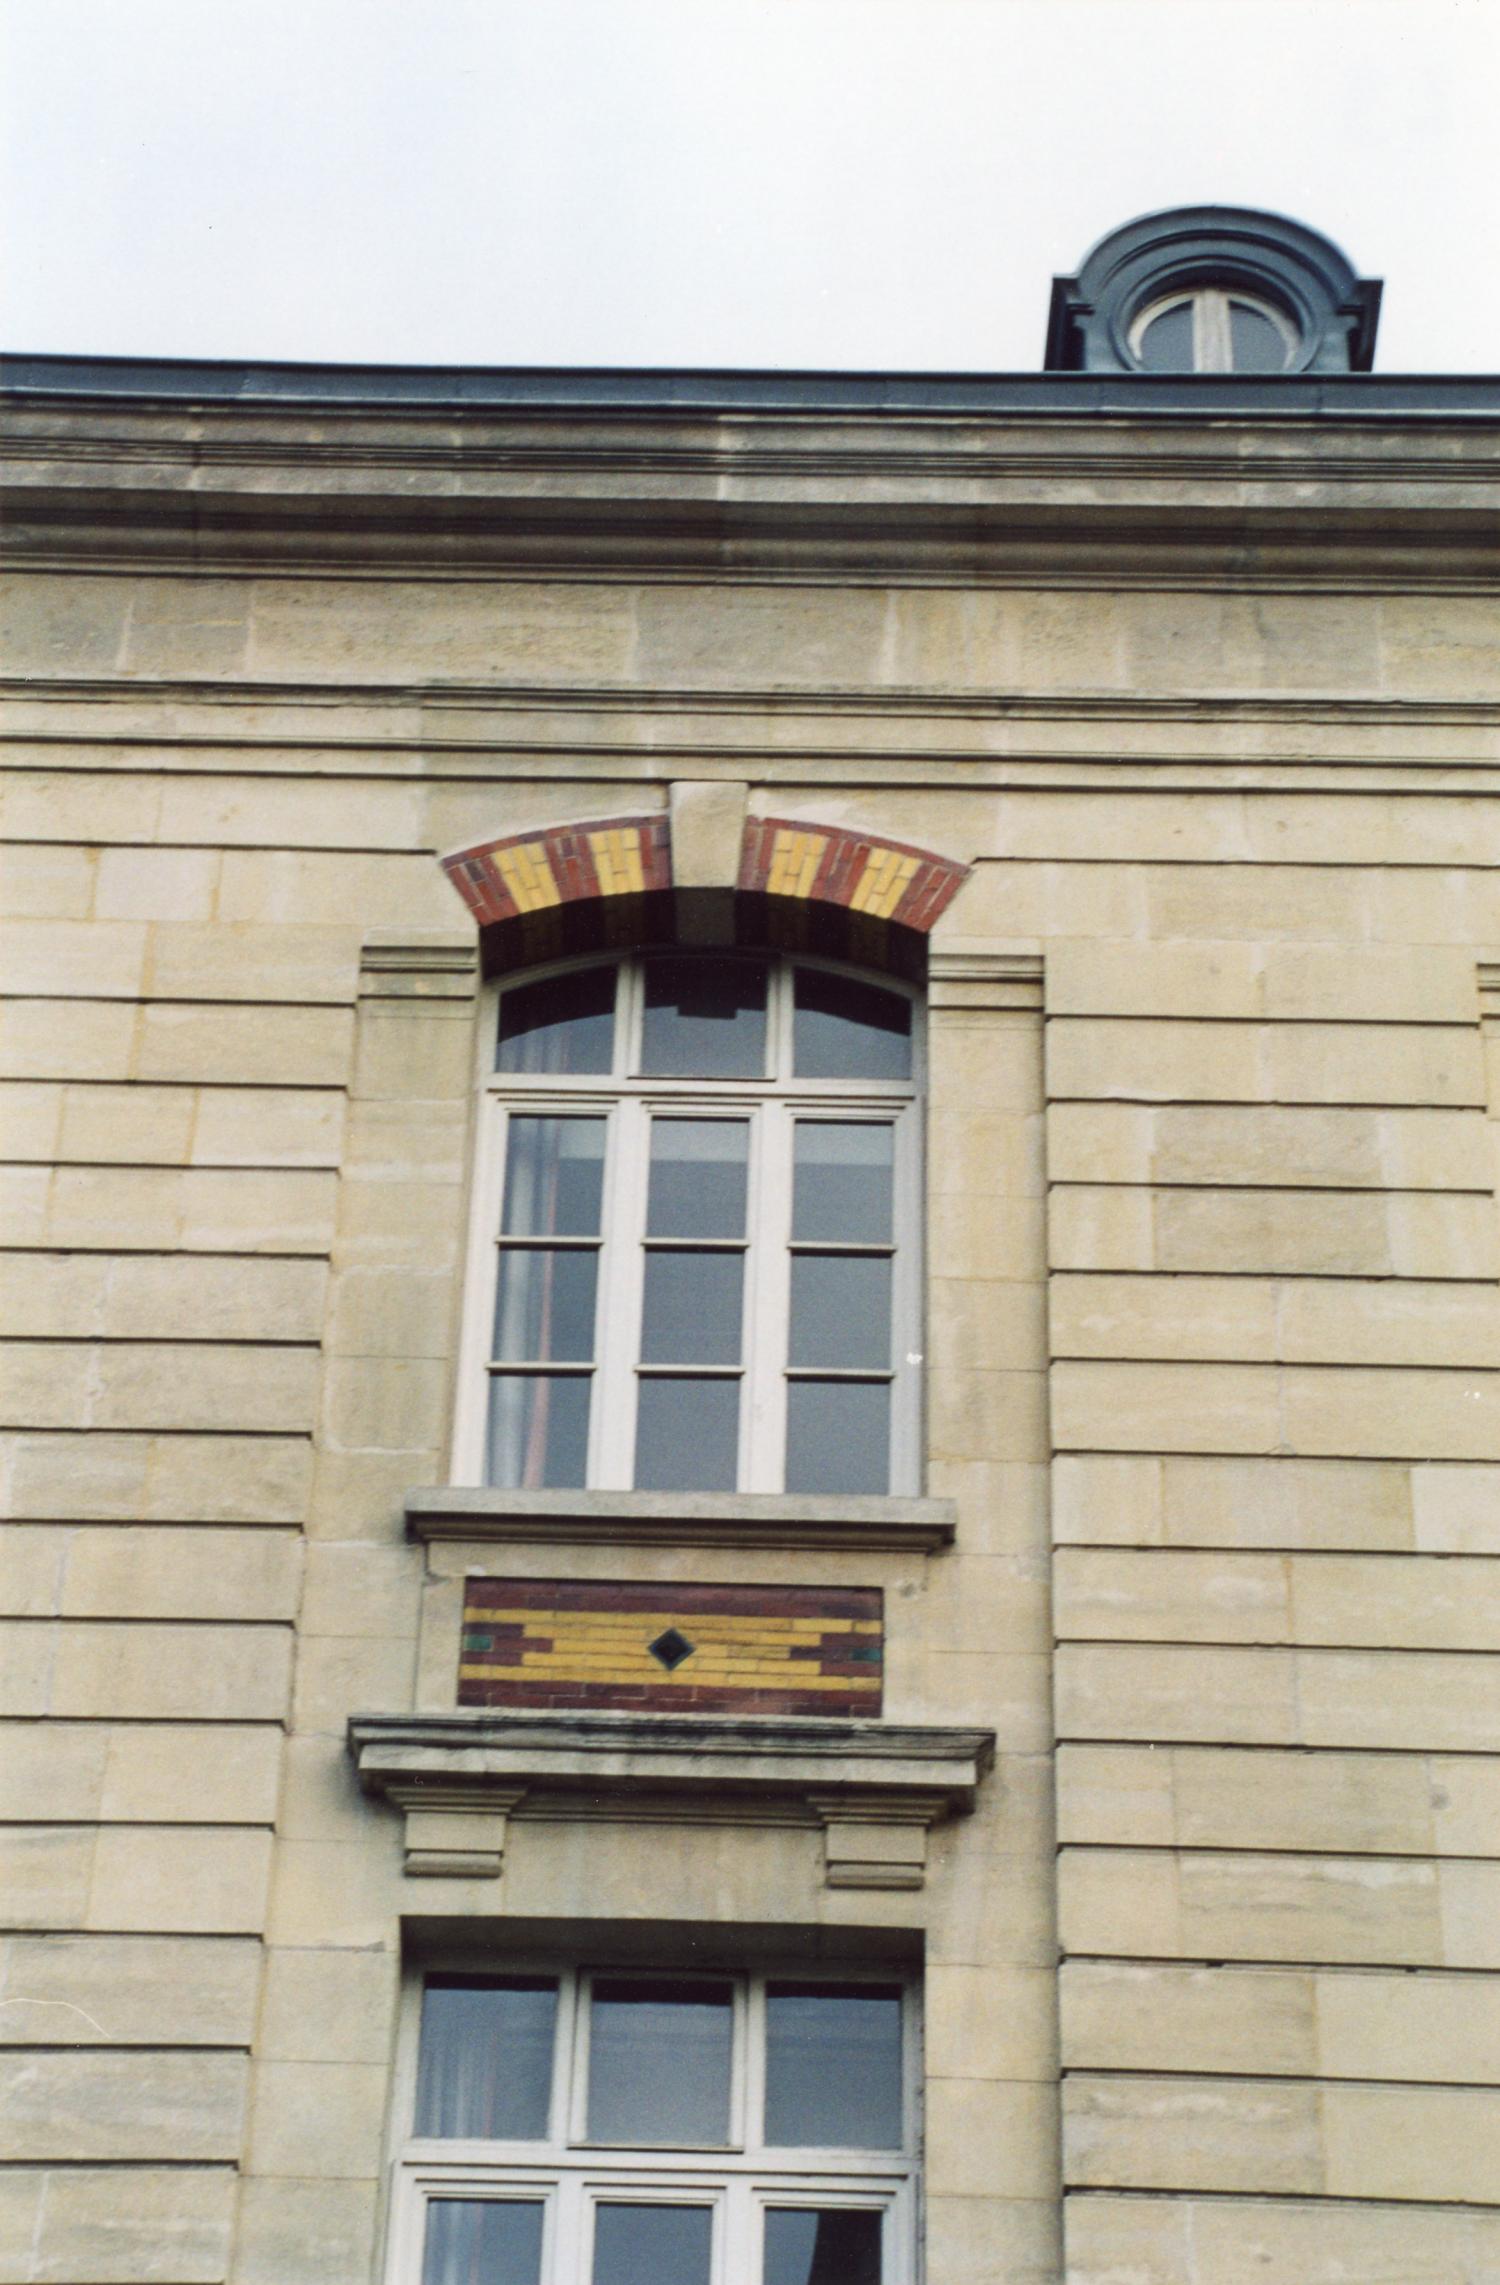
[1129, 286, 1297, 373]
[456, 948, 922, 1498]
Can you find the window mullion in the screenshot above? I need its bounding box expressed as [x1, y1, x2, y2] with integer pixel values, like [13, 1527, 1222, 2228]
[743, 1976, 767, 2160]
[1198, 287, 1233, 371]
[553, 2175, 581, 2285]
[594, 1102, 647, 1489]
[723, 2178, 751, 2285]
[744, 1102, 791, 1492]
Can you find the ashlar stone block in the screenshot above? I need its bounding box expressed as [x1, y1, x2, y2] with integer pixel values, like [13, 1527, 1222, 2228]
[0, 2050, 247, 2161]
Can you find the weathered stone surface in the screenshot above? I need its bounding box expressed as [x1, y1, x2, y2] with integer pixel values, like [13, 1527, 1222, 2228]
[10, 381, 1500, 2285]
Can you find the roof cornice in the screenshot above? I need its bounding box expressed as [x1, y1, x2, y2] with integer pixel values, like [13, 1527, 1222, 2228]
[4, 362, 1497, 588]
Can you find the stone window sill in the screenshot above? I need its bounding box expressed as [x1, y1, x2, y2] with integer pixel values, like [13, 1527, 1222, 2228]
[406, 1487, 956, 1554]
[349, 1710, 993, 1891]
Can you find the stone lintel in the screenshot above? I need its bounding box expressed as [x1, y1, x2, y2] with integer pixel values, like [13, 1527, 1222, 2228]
[350, 1713, 993, 1889]
[405, 1486, 957, 1554]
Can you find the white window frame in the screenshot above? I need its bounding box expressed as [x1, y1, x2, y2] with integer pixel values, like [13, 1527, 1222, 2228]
[452, 951, 925, 1497]
[385, 1963, 922, 2285]
[1128, 285, 1297, 372]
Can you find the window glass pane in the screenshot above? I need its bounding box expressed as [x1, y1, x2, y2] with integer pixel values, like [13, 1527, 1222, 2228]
[790, 1255, 890, 1370]
[642, 1251, 744, 1365]
[764, 1984, 903, 2148]
[764, 2209, 882, 2285]
[592, 2205, 713, 2285]
[493, 1249, 597, 1362]
[648, 1119, 749, 1238]
[502, 1116, 606, 1238]
[423, 2199, 545, 2285]
[587, 1976, 733, 2144]
[793, 1123, 893, 1244]
[1229, 299, 1290, 372]
[793, 969, 912, 1081]
[415, 1977, 557, 2139]
[640, 955, 768, 1077]
[1137, 300, 1195, 371]
[634, 1377, 739, 1492]
[498, 965, 615, 1075]
[784, 1381, 890, 1496]
[488, 1373, 591, 1489]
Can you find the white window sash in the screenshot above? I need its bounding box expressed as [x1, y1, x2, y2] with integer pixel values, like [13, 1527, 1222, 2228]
[454, 958, 922, 1495]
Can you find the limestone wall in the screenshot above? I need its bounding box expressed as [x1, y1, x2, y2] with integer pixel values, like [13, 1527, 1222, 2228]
[2, 470, 1498, 2285]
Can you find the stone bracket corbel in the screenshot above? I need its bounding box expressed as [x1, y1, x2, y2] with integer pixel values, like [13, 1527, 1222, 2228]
[383, 1781, 529, 1878]
[808, 1789, 954, 1891]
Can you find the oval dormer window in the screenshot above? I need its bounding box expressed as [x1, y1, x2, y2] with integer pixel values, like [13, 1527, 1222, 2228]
[1129, 287, 1297, 373]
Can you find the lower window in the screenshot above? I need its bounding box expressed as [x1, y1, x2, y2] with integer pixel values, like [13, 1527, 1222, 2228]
[390, 1965, 918, 2285]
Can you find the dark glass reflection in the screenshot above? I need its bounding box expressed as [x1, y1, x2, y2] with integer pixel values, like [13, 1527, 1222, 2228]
[493, 1249, 597, 1363]
[498, 965, 615, 1075]
[640, 955, 768, 1078]
[764, 1984, 903, 2148]
[423, 2199, 545, 2285]
[642, 1251, 744, 1365]
[592, 2204, 712, 2285]
[415, 1977, 557, 2139]
[790, 1256, 890, 1370]
[587, 1977, 733, 2144]
[793, 1123, 893, 1244]
[793, 969, 911, 1081]
[764, 2208, 882, 2285]
[487, 1373, 591, 1489]
[647, 1120, 749, 1237]
[784, 1381, 889, 1496]
[502, 1117, 606, 1237]
[634, 1377, 740, 1493]
[1137, 301, 1195, 371]
[1229, 299, 1290, 371]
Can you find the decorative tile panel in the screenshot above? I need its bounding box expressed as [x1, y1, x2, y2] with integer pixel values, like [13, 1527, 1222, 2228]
[459, 1579, 883, 1716]
[442, 814, 672, 928]
[738, 818, 967, 933]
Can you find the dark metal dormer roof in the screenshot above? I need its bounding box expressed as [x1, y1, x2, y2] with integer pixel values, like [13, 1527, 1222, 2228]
[1045, 205, 1382, 375]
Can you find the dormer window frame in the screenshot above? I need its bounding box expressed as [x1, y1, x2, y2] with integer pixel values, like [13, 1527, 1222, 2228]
[1045, 204, 1382, 375]
[1126, 282, 1301, 375]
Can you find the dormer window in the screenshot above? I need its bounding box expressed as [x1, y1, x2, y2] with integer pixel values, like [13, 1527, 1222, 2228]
[1129, 286, 1297, 374]
[1045, 205, 1381, 375]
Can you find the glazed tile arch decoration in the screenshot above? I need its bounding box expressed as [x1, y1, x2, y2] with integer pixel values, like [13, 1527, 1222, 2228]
[440, 811, 969, 935]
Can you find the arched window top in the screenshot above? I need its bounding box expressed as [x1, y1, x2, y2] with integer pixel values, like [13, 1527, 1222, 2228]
[1129, 286, 1297, 374]
[440, 811, 968, 980]
[495, 948, 916, 1087]
[456, 948, 924, 1500]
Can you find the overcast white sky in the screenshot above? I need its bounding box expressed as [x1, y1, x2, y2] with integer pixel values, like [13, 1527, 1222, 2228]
[3, 0, 1497, 374]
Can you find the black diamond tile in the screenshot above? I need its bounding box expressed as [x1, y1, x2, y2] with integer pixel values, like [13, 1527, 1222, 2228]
[647, 1626, 696, 1672]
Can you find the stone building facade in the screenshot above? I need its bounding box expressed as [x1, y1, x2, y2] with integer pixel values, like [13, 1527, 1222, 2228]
[2, 211, 1498, 2283]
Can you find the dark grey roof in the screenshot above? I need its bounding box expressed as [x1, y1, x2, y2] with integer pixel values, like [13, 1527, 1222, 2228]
[3, 352, 1499, 419]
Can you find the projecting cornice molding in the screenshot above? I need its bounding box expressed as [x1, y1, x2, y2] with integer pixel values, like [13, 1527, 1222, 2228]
[4, 389, 1497, 586]
[406, 1486, 957, 1553]
[349, 1711, 995, 1889]
[928, 951, 1045, 1014]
